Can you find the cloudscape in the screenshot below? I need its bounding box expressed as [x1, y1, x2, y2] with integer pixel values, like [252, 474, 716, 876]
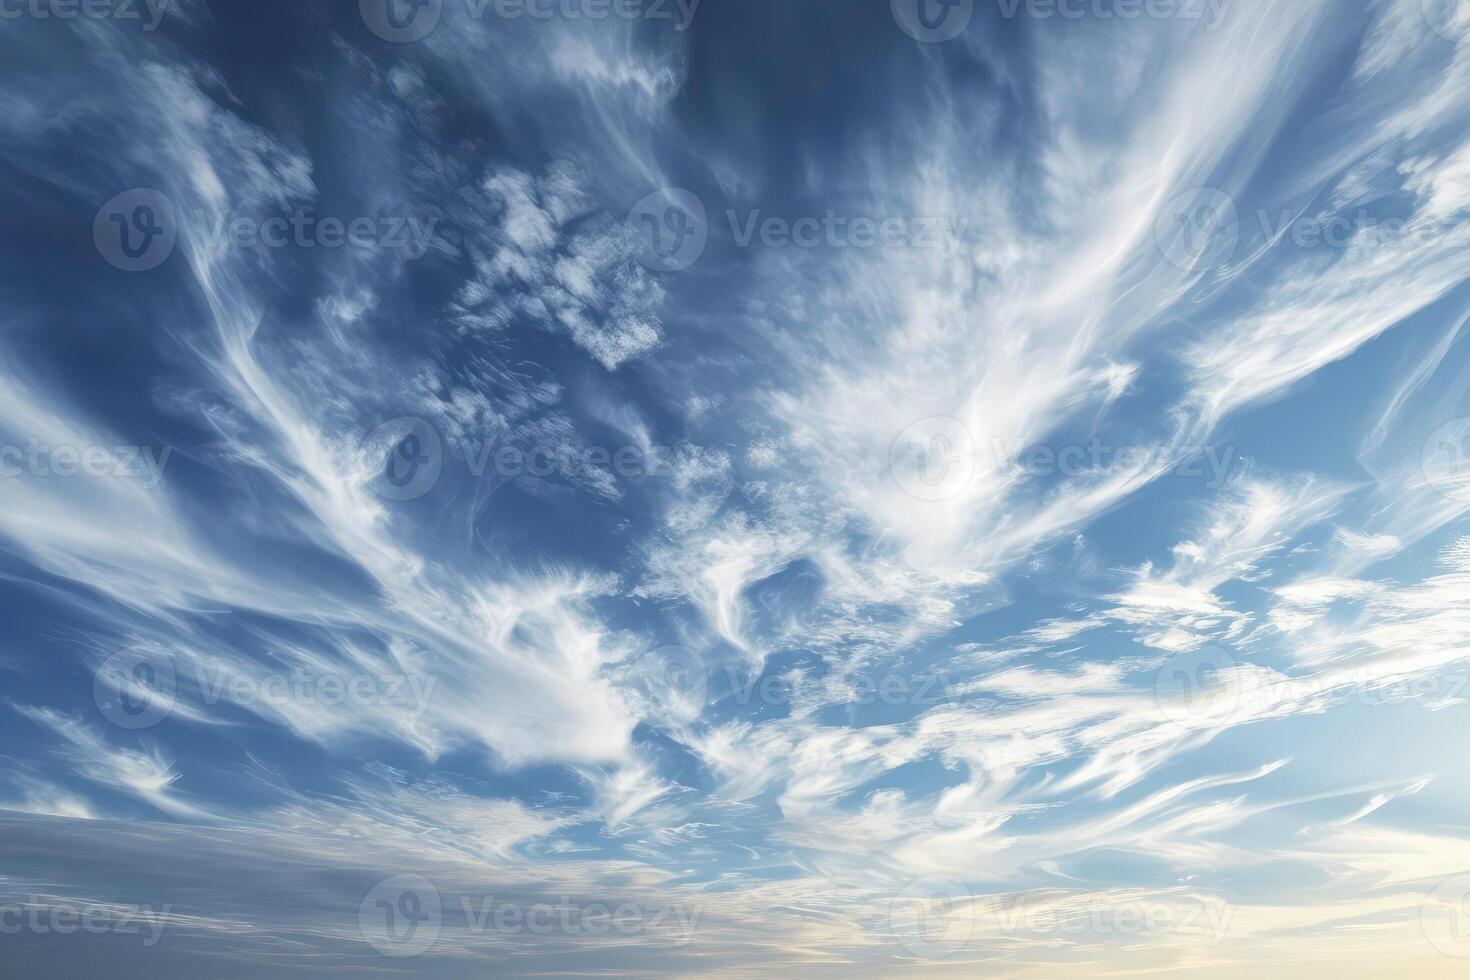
[3, 0, 1470, 975]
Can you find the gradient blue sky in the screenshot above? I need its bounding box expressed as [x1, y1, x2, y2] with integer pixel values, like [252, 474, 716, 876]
[3, 0, 1470, 976]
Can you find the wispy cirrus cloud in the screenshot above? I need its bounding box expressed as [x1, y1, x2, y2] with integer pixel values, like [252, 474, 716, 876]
[1, 0, 1469, 975]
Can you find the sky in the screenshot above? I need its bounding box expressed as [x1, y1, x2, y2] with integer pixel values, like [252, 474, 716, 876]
[2, 0, 1470, 976]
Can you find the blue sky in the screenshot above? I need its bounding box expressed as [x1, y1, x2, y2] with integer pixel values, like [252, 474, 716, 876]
[3, 0, 1470, 975]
